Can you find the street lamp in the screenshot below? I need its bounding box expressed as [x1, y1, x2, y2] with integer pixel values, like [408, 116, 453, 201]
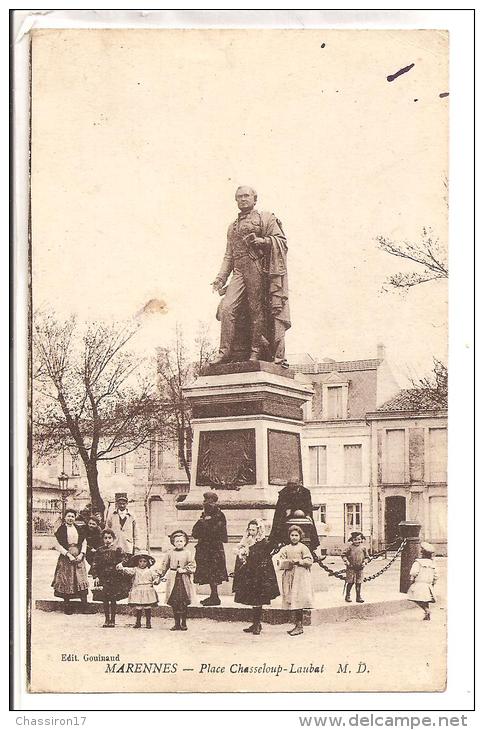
[58, 471, 70, 518]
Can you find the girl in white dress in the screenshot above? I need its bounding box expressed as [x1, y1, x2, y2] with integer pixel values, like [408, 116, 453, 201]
[407, 541, 438, 621]
[277, 525, 314, 636]
[116, 551, 161, 628]
[159, 530, 197, 632]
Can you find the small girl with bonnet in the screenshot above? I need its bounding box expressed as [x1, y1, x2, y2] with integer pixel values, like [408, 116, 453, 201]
[116, 550, 161, 628]
[159, 530, 196, 631]
[233, 518, 279, 635]
[407, 541, 438, 620]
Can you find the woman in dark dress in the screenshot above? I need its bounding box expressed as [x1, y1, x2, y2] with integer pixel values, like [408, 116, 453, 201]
[233, 519, 280, 635]
[192, 491, 228, 606]
[51, 508, 89, 614]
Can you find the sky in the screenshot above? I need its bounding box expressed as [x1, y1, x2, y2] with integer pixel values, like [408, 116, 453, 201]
[31, 28, 448, 385]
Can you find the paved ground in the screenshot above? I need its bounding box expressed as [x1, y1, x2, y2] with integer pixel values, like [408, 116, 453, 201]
[29, 551, 447, 694]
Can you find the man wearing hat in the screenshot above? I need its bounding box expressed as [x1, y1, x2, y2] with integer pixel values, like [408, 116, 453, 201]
[106, 493, 138, 555]
[192, 491, 228, 606]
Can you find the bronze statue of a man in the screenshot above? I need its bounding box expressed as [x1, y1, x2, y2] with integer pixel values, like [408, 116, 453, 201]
[211, 186, 291, 366]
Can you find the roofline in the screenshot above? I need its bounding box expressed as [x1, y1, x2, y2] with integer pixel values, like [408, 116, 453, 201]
[291, 358, 382, 374]
[303, 418, 368, 426]
[366, 409, 448, 421]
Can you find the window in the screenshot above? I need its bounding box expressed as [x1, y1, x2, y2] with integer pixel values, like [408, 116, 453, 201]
[186, 429, 193, 465]
[178, 428, 193, 468]
[429, 428, 447, 483]
[327, 386, 343, 419]
[316, 504, 327, 523]
[70, 455, 80, 477]
[321, 379, 349, 421]
[385, 429, 405, 483]
[344, 503, 362, 540]
[429, 496, 447, 539]
[113, 455, 127, 474]
[309, 445, 327, 486]
[150, 438, 164, 471]
[149, 498, 164, 537]
[344, 444, 362, 484]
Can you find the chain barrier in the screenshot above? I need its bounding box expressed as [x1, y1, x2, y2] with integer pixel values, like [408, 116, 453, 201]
[365, 538, 403, 563]
[316, 538, 407, 583]
[362, 538, 407, 582]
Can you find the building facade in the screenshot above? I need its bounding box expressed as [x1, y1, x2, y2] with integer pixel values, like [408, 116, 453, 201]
[367, 391, 448, 555]
[291, 347, 402, 552]
[32, 350, 447, 555]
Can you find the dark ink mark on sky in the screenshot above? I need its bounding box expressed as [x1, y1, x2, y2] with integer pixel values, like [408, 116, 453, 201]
[387, 63, 415, 82]
[414, 99, 418, 102]
[320, 43, 326, 48]
[439, 92, 449, 98]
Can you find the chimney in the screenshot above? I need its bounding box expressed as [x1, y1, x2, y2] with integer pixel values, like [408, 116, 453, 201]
[377, 343, 386, 360]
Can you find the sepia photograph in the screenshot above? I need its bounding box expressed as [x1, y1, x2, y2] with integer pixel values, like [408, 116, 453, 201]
[11, 10, 473, 707]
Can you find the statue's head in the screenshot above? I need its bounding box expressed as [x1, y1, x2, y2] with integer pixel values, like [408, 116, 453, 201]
[235, 185, 257, 212]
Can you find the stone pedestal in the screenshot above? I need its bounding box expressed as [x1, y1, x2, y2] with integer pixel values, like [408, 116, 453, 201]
[176, 362, 314, 539]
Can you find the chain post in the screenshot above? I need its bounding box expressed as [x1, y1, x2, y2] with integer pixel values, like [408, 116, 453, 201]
[398, 520, 421, 593]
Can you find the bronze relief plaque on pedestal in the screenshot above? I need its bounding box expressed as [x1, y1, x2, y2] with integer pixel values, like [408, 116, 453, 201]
[196, 428, 256, 488]
[267, 429, 303, 486]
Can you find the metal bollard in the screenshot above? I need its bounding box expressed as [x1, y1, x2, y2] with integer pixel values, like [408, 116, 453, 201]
[398, 520, 421, 593]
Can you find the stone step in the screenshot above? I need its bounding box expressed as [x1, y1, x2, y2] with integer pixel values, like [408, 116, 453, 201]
[35, 596, 414, 625]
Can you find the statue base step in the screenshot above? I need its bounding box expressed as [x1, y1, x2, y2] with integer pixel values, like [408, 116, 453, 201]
[201, 359, 295, 379]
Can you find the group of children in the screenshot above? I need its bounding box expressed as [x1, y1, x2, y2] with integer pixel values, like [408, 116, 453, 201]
[52, 509, 438, 634]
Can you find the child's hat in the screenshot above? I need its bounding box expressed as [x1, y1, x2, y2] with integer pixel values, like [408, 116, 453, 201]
[125, 550, 156, 567]
[169, 529, 189, 546]
[420, 541, 435, 554]
[349, 531, 365, 541]
[115, 492, 129, 503]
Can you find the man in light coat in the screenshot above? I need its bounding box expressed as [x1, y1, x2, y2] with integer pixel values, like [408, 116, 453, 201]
[106, 493, 137, 555]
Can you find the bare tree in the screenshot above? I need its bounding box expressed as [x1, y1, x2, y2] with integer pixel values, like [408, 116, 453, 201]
[156, 323, 216, 483]
[377, 227, 448, 291]
[405, 358, 448, 410]
[33, 311, 162, 517]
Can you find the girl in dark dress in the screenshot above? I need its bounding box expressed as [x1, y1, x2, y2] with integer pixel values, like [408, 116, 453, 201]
[91, 528, 129, 627]
[233, 519, 280, 635]
[52, 509, 89, 614]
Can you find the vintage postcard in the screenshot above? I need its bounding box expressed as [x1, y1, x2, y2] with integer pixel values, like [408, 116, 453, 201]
[19, 20, 456, 698]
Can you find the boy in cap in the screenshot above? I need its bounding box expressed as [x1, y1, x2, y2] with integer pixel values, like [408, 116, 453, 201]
[342, 531, 370, 603]
[106, 493, 137, 555]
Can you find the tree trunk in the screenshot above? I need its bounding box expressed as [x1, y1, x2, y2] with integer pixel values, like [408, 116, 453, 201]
[85, 461, 105, 519]
[178, 432, 191, 483]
